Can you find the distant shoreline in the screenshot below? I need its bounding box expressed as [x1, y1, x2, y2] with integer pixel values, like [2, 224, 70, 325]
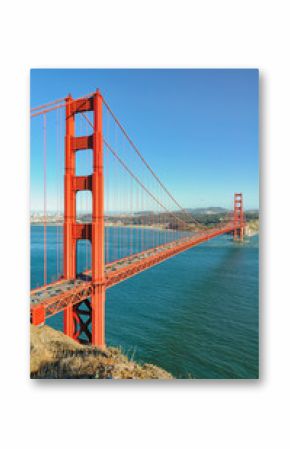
[30, 223, 178, 232]
[31, 221, 259, 235]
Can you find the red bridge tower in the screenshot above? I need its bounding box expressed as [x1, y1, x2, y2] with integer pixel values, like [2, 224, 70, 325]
[233, 193, 245, 241]
[63, 90, 105, 348]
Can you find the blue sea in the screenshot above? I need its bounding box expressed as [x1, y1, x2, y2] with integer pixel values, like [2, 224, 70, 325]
[31, 226, 259, 379]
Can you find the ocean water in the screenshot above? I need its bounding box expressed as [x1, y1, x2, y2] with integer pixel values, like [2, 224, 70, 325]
[31, 226, 259, 379]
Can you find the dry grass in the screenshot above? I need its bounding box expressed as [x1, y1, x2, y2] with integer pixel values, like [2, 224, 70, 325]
[30, 325, 173, 380]
[246, 219, 259, 236]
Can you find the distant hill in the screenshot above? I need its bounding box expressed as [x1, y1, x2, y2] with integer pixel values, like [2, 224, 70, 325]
[186, 207, 228, 215]
[31, 207, 259, 227]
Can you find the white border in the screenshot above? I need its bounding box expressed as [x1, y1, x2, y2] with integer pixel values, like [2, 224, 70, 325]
[1, 1, 289, 447]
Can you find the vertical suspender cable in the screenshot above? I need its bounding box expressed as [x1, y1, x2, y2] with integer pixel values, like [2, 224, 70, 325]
[105, 108, 108, 264]
[114, 125, 117, 262]
[131, 173, 133, 255]
[56, 109, 59, 278]
[86, 118, 89, 270]
[43, 114, 47, 285]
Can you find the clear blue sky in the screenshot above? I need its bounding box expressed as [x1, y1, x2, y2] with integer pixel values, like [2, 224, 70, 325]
[30, 69, 259, 211]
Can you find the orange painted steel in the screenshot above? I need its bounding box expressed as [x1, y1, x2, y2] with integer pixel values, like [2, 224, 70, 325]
[30, 219, 245, 326]
[30, 92, 95, 118]
[30, 89, 246, 348]
[63, 94, 75, 338]
[91, 92, 105, 348]
[62, 90, 105, 347]
[31, 96, 65, 112]
[233, 193, 245, 241]
[102, 96, 202, 228]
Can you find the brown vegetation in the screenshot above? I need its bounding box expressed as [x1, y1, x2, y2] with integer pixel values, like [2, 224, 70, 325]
[245, 219, 259, 236]
[30, 325, 172, 380]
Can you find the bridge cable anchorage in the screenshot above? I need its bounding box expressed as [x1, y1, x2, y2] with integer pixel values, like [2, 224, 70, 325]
[101, 96, 206, 230]
[80, 110, 202, 233]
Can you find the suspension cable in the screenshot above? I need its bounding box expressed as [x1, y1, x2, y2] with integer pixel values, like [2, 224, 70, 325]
[102, 95, 205, 228]
[79, 111, 191, 228]
[32, 92, 206, 230]
[31, 96, 66, 112]
[80, 110, 205, 230]
[30, 92, 95, 118]
[43, 114, 47, 285]
[103, 139, 192, 230]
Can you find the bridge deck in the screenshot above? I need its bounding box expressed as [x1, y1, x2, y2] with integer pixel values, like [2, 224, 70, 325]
[30, 224, 240, 321]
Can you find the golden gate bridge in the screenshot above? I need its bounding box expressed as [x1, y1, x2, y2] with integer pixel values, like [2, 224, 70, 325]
[30, 89, 245, 348]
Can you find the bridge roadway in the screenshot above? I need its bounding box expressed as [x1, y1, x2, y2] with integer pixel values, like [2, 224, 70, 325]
[30, 223, 240, 321]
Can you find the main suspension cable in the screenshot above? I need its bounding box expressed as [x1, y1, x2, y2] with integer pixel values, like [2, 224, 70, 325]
[30, 92, 95, 118]
[103, 139, 192, 230]
[32, 92, 207, 230]
[79, 111, 191, 229]
[101, 95, 205, 228]
[31, 96, 66, 112]
[81, 109, 205, 230]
